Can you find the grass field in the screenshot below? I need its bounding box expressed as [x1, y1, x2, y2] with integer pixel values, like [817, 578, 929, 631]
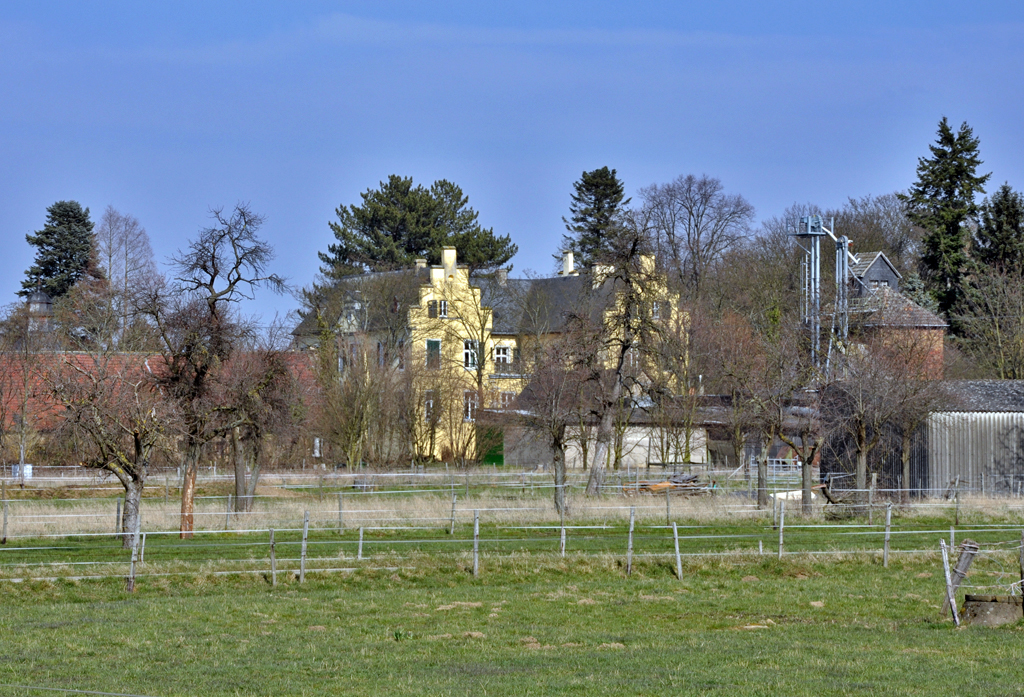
[2, 540, 1024, 695]
[3, 477, 1024, 696]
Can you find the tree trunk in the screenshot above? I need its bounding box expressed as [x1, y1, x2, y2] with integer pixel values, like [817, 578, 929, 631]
[232, 427, 247, 510]
[122, 478, 143, 550]
[553, 436, 567, 515]
[855, 423, 868, 506]
[901, 432, 912, 505]
[801, 457, 813, 515]
[585, 381, 623, 497]
[243, 441, 263, 512]
[757, 449, 769, 509]
[179, 441, 201, 538]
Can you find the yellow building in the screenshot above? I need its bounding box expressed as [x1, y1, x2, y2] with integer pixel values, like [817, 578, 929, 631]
[295, 247, 687, 466]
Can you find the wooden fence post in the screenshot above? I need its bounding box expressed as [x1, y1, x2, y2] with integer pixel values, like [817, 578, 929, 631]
[665, 486, 671, 526]
[299, 510, 309, 583]
[225, 495, 232, 530]
[777, 500, 785, 560]
[868, 472, 876, 525]
[673, 522, 682, 580]
[2, 481, 7, 544]
[559, 485, 566, 558]
[269, 529, 276, 587]
[140, 533, 146, 564]
[473, 510, 480, 577]
[950, 526, 955, 549]
[357, 527, 364, 560]
[883, 502, 892, 568]
[449, 494, 458, 535]
[626, 506, 636, 576]
[940, 539, 960, 626]
[338, 491, 344, 533]
[126, 517, 141, 592]
[1018, 530, 1024, 595]
[116, 497, 122, 535]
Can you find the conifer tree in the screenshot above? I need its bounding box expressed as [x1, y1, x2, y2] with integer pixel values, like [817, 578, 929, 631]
[320, 175, 516, 279]
[974, 183, 1024, 273]
[20, 200, 96, 299]
[561, 167, 630, 268]
[899, 118, 990, 315]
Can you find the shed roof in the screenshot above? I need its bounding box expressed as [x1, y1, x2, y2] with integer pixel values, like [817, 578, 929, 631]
[941, 380, 1024, 413]
[850, 251, 902, 281]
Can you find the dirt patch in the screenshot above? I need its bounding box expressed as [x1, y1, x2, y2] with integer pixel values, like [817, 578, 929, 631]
[810, 601, 825, 608]
[598, 642, 625, 649]
[463, 631, 486, 639]
[577, 598, 597, 606]
[741, 576, 759, 582]
[437, 602, 483, 611]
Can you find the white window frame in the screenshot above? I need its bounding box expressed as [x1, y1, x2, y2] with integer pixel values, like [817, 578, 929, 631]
[463, 390, 478, 422]
[500, 391, 516, 409]
[424, 390, 436, 422]
[463, 339, 478, 369]
[438, 299, 448, 318]
[495, 345, 510, 366]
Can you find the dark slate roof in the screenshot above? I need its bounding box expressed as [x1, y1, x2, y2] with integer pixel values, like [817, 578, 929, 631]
[849, 290, 947, 329]
[941, 381, 1024, 412]
[479, 273, 607, 335]
[850, 251, 902, 280]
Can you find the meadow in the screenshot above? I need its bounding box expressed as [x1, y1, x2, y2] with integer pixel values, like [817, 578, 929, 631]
[1, 473, 1024, 696]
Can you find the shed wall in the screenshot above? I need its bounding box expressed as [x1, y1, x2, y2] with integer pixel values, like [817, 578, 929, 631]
[927, 412, 1024, 495]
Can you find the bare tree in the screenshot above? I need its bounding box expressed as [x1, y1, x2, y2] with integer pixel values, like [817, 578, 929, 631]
[143, 204, 284, 536]
[94, 207, 158, 347]
[641, 174, 754, 299]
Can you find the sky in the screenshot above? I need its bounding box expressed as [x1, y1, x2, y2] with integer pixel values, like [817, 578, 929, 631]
[2, 1, 1022, 326]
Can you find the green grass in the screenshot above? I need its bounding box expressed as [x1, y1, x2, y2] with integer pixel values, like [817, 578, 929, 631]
[0, 548, 1023, 696]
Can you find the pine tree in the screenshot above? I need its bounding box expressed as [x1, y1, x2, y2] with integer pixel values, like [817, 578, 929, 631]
[974, 183, 1024, 273]
[561, 167, 630, 268]
[899, 118, 990, 315]
[21, 200, 96, 299]
[319, 175, 516, 279]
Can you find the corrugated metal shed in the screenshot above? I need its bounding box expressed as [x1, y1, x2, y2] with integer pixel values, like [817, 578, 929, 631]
[927, 412, 1024, 495]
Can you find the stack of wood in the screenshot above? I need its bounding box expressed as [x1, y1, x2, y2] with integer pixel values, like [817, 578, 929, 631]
[628, 473, 712, 496]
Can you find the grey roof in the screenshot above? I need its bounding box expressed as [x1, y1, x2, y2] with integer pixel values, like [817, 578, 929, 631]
[850, 251, 902, 280]
[479, 273, 606, 335]
[941, 381, 1024, 412]
[849, 290, 947, 329]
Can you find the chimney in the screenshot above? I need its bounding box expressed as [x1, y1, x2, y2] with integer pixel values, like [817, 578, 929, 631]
[561, 250, 576, 276]
[415, 258, 427, 270]
[442, 247, 457, 280]
[496, 268, 508, 286]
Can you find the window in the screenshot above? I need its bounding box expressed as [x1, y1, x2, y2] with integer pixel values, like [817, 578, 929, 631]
[652, 302, 661, 320]
[377, 341, 386, 368]
[463, 390, 478, 422]
[495, 346, 510, 366]
[424, 390, 436, 422]
[438, 300, 448, 318]
[426, 340, 441, 370]
[428, 300, 438, 318]
[397, 340, 405, 370]
[463, 340, 478, 368]
[500, 391, 515, 409]
[871, 280, 889, 289]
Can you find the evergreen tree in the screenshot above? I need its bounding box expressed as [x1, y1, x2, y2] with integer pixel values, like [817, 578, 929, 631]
[319, 175, 516, 279]
[21, 200, 97, 300]
[561, 167, 630, 268]
[974, 183, 1024, 272]
[899, 117, 990, 315]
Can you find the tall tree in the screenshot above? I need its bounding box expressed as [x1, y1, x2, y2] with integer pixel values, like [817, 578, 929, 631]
[21, 201, 96, 300]
[143, 204, 284, 537]
[973, 183, 1024, 272]
[320, 175, 516, 279]
[899, 118, 990, 315]
[640, 174, 754, 298]
[561, 167, 630, 268]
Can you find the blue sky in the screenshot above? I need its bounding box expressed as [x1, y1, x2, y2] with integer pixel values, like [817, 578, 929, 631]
[2, 2, 1022, 324]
